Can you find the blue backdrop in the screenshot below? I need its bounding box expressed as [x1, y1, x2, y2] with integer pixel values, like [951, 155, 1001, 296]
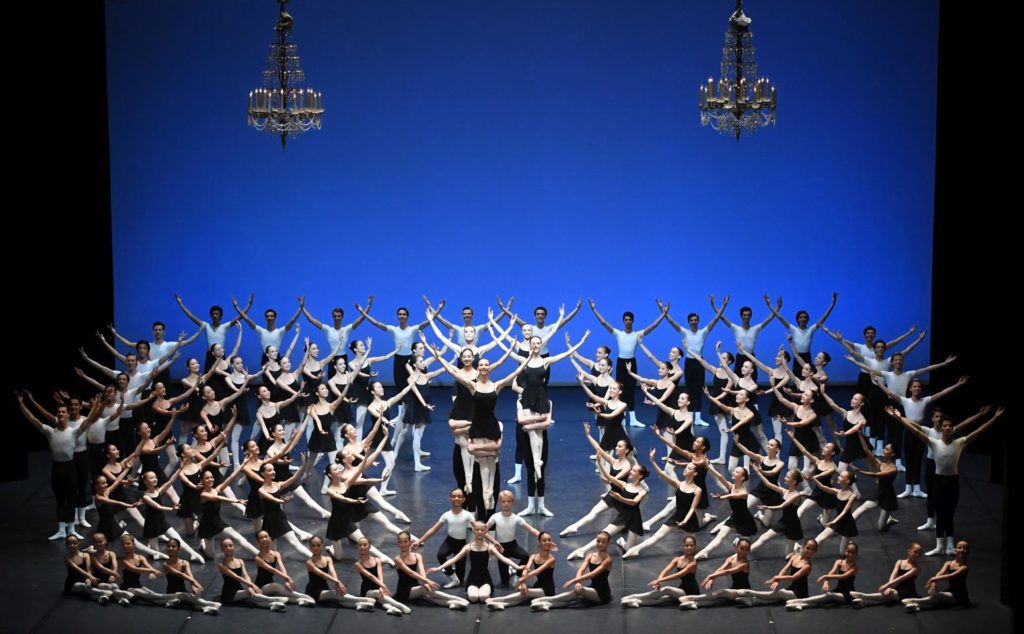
[106, 0, 938, 383]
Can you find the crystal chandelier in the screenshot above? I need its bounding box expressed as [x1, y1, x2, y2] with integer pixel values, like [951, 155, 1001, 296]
[247, 0, 323, 149]
[698, 0, 776, 141]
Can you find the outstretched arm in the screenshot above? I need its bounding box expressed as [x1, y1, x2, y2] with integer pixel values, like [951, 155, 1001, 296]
[355, 303, 387, 331]
[587, 299, 615, 334]
[815, 292, 838, 327]
[640, 303, 669, 336]
[763, 294, 790, 328]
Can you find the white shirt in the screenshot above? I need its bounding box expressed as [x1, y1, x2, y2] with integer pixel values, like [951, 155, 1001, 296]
[137, 359, 160, 375]
[788, 325, 819, 354]
[682, 326, 710, 356]
[149, 339, 178, 362]
[729, 323, 764, 352]
[487, 512, 528, 543]
[256, 325, 286, 351]
[68, 416, 89, 453]
[862, 356, 891, 373]
[322, 324, 353, 356]
[879, 370, 918, 397]
[387, 325, 419, 356]
[927, 436, 967, 476]
[900, 395, 932, 424]
[613, 329, 640, 359]
[852, 342, 874, 359]
[533, 324, 555, 355]
[439, 509, 476, 540]
[201, 321, 230, 349]
[922, 427, 941, 460]
[39, 425, 82, 462]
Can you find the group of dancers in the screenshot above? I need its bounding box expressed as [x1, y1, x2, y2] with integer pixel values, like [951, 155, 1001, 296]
[20, 292, 1000, 615]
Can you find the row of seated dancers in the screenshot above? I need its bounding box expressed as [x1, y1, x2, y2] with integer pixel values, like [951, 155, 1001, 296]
[63, 518, 972, 615]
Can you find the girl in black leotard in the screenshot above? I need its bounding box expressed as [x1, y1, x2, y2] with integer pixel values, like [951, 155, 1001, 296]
[485, 531, 558, 610]
[197, 467, 259, 559]
[63, 534, 116, 604]
[118, 533, 179, 605]
[738, 538, 817, 605]
[354, 536, 410, 615]
[561, 423, 637, 536]
[138, 463, 204, 563]
[578, 376, 628, 454]
[391, 531, 469, 610]
[696, 464, 758, 560]
[704, 386, 761, 473]
[252, 530, 316, 606]
[786, 541, 859, 610]
[254, 385, 305, 454]
[851, 436, 901, 531]
[428, 520, 525, 603]
[161, 538, 221, 614]
[568, 459, 649, 559]
[531, 531, 613, 610]
[135, 419, 178, 501]
[621, 534, 700, 607]
[217, 537, 287, 611]
[685, 344, 736, 465]
[87, 531, 134, 605]
[790, 434, 838, 525]
[258, 448, 313, 559]
[851, 542, 923, 607]
[904, 539, 970, 612]
[679, 538, 752, 609]
[733, 436, 784, 528]
[750, 469, 806, 555]
[623, 451, 705, 559]
[303, 535, 376, 610]
[812, 469, 860, 553]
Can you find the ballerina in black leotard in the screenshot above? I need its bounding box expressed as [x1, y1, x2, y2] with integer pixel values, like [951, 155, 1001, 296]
[622, 451, 704, 559]
[485, 531, 558, 610]
[428, 520, 525, 603]
[851, 542, 923, 607]
[678, 538, 752, 609]
[737, 538, 818, 605]
[696, 464, 758, 560]
[354, 536, 410, 615]
[253, 530, 316, 606]
[568, 456, 649, 559]
[197, 465, 259, 559]
[786, 541, 860, 610]
[621, 535, 700, 607]
[904, 539, 971, 612]
[391, 531, 469, 610]
[531, 531, 613, 610]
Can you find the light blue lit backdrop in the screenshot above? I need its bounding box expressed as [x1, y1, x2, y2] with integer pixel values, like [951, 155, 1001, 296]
[106, 0, 938, 383]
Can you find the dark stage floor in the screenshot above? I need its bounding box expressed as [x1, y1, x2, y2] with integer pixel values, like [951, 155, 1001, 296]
[3, 387, 1011, 633]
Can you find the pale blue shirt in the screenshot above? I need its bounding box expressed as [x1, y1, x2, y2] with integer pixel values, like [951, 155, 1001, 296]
[386, 325, 420, 355]
[613, 329, 640, 359]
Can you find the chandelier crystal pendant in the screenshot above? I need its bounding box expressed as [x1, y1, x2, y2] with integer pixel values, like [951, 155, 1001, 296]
[247, 0, 323, 149]
[698, 0, 775, 141]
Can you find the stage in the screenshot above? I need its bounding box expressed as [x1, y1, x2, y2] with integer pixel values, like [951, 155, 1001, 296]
[3, 387, 1010, 633]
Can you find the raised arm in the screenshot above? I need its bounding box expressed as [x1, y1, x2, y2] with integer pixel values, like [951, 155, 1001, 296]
[299, 296, 324, 330]
[545, 330, 591, 365]
[912, 355, 957, 377]
[931, 376, 968, 403]
[587, 299, 615, 334]
[897, 328, 928, 357]
[496, 295, 525, 326]
[759, 296, 782, 329]
[232, 296, 257, 329]
[785, 430, 817, 461]
[355, 302, 387, 331]
[711, 295, 733, 328]
[885, 324, 917, 350]
[764, 294, 791, 328]
[494, 352, 531, 391]
[815, 292, 838, 327]
[741, 343, 775, 375]
[964, 406, 1005, 445]
[750, 463, 786, 495]
[96, 331, 130, 364]
[640, 303, 669, 336]
[702, 386, 735, 416]
[884, 406, 930, 444]
[426, 309, 460, 351]
[656, 299, 682, 332]
[647, 448, 681, 489]
[175, 293, 204, 327]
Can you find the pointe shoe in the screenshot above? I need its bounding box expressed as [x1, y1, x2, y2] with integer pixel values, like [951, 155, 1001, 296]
[694, 551, 709, 561]
[355, 601, 374, 611]
[165, 598, 181, 608]
[379, 489, 397, 497]
[531, 601, 551, 611]
[559, 526, 577, 537]
[621, 599, 641, 608]
[447, 601, 468, 610]
[506, 474, 521, 484]
[191, 554, 206, 565]
[679, 600, 697, 610]
[118, 597, 132, 607]
[622, 547, 640, 559]
[419, 451, 431, 457]
[616, 537, 628, 551]
[297, 598, 316, 607]
[709, 457, 726, 465]
[629, 421, 646, 428]
[925, 545, 944, 556]
[202, 606, 219, 615]
[68, 526, 84, 539]
[487, 600, 506, 610]
[152, 552, 169, 560]
[785, 602, 804, 611]
[270, 602, 287, 612]
[394, 512, 412, 523]
[566, 549, 584, 560]
[385, 605, 403, 615]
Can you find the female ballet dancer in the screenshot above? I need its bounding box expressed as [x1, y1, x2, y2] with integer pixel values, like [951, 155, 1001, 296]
[99, 438, 147, 531]
[624, 359, 676, 433]
[303, 535, 376, 610]
[298, 337, 344, 406]
[198, 382, 248, 474]
[748, 468, 805, 555]
[818, 386, 868, 471]
[732, 438, 783, 529]
[561, 423, 637, 537]
[809, 467, 860, 553]
[788, 334, 833, 446]
[258, 452, 314, 559]
[307, 382, 351, 470]
[63, 534, 118, 605]
[222, 356, 263, 469]
[567, 457, 649, 559]
[640, 387, 695, 479]
[93, 470, 163, 560]
[695, 464, 758, 560]
[259, 324, 300, 406]
[890, 405, 1003, 556]
[346, 337, 399, 442]
[514, 399, 554, 516]
[139, 464, 205, 564]
[135, 418, 179, 502]
[678, 538, 752, 609]
[621, 452, 703, 559]
[218, 537, 288, 611]
[197, 465, 260, 559]
[531, 531, 613, 610]
[642, 434, 712, 532]
[851, 542, 923, 607]
[252, 530, 316, 606]
[486, 531, 558, 609]
[428, 520, 525, 603]
[354, 536, 411, 615]
[144, 381, 195, 476]
[266, 416, 330, 520]
[264, 351, 308, 441]
[326, 355, 361, 449]
[577, 377, 628, 455]
[657, 296, 729, 417]
[704, 386, 762, 472]
[571, 355, 613, 447]
[392, 531, 470, 610]
[786, 541, 859, 610]
[119, 533, 179, 605]
[487, 490, 541, 585]
[789, 433, 838, 524]
[396, 354, 444, 471]
[721, 343, 770, 449]
[849, 433, 900, 531]
[428, 341, 529, 512]
[739, 345, 792, 442]
[415, 487, 477, 588]
[178, 356, 218, 442]
[772, 387, 820, 472]
[335, 420, 411, 524]
[904, 540, 970, 612]
[737, 538, 817, 605]
[162, 538, 221, 614]
[686, 343, 737, 464]
[621, 535, 699, 607]
[365, 379, 419, 496]
[254, 384, 305, 453]
[88, 531, 135, 606]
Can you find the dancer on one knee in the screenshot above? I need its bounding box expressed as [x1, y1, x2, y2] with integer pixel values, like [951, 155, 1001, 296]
[851, 542, 922, 607]
[749, 468, 804, 555]
[732, 438, 783, 529]
[306, 382, 352, 471]
[685, 342, 734, 464]
[738, 538, 817, 605]
[303, 535, 376, 610]
[486, 531, 558, 609]
[786, 541, 859, 610]
[740, 345, 792, 441]
[641, 388, 695, 484]
[218, 537, 288, 611]
[88, 531, 135, 605]
[578, 376, 629, 460]
[789, 433, 838, 524]
[722, 343, 769, 448]
[63, 534, 118, 605]
[567, 457, 649, 559]
[849, 432, 900, 532]
[365, 379, 419, 495]
[119, 533, 179, 605]
[678, 538, 751, 609]
[391, 531, 470, 610]
[429, 520, 525, 603]
[487, 490, 540, 585]
[140, 464, 204, 563]
[622, 451, 702, 559]
[253, 530, 315, 606]
[531, 531, 613, 610]
[197, 465, 259, 559]
[162, 538, 221, 614]
[625, 359, 676, 434]
[643, 434, 711, 531]
[696, 463, 757, 560]
[621, 534, 699, 607]
[415, 487, 477, 588]
[135, 418, 180, 504]
[809, 466, 860, 553]
[904, 540, 971, 612]
[890, 405, 1002, 556]
[561, 423, 636, 537]
[354, 536, 410, 615]
[336, 421, 411, 524]
[266, 416, 329, 520]
[344, 337, 398, 443]
[253, 383, 304, 454]
[92, 469, 161, 560]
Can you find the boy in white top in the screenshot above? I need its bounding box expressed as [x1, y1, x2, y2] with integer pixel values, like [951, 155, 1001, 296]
[414, 488, 483, 588]
[714, 296, 778, 380]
